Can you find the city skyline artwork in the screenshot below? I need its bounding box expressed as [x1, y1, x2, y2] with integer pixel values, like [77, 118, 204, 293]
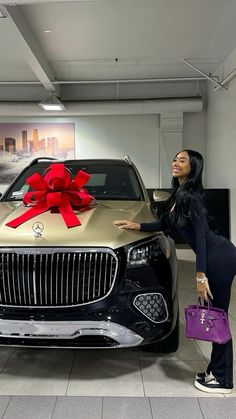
[0, 122, 75, 184]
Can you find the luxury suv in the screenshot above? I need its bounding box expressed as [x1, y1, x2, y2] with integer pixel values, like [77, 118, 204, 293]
[0, 156, 178, 352]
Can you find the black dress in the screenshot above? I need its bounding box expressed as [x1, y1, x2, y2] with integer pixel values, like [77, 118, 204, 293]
[140, 197, 236, 388]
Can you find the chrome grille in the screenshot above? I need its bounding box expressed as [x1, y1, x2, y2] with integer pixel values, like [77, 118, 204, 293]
[0, 249, 118, 307]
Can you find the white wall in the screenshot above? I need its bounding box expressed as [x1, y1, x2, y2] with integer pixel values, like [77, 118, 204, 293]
[0, 111, 205, 194]
[75, 115, 160, 188]
[183, 112, 206, 185]
[206, 47, 236, 244]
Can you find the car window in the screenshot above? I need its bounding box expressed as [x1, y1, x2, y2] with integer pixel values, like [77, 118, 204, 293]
[3, 162, 143, 201]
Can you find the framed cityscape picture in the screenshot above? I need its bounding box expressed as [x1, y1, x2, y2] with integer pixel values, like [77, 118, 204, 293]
[0, 122, 75, 184]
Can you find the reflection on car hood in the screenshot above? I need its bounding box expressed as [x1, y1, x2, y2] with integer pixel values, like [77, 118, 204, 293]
[0, 201, 157, 248]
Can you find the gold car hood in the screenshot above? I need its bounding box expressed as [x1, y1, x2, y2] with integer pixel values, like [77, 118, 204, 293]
[0, 201, 157, 248]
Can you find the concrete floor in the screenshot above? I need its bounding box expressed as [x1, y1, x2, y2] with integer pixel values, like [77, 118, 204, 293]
[0, 245, 235, 418]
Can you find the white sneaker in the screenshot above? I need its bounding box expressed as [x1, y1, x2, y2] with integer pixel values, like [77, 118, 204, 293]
[194, 373, 232, 394]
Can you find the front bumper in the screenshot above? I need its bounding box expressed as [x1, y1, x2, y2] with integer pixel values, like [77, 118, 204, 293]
[0, 289, 176, 348]
[0, 319, 143, 348]
[0, 247, 178, 348]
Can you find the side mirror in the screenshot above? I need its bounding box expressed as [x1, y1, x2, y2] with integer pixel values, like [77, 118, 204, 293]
[153, 190, 170, 202]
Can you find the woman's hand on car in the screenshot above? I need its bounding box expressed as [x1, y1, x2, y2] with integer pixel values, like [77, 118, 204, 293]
[113, 220, 141, 230]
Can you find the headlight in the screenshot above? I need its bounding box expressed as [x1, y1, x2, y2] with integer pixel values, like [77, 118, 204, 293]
[126, 236, 167, 267]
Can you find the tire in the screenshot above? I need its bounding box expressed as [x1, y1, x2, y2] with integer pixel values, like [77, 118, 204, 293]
[141, 314, 179, 353]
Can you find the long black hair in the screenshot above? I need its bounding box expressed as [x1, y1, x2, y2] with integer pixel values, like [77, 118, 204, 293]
[165, 149, 205, 228]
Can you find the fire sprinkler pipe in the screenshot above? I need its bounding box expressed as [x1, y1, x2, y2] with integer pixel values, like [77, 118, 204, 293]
[0, 76, 205, 85]
[183, 59, 227, 90]
[213, 68, 236, 91]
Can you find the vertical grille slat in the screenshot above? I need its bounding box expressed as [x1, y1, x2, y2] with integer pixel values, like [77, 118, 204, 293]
[103, 253, 108, 294]
[93, 253, 97, 299]
[0, 254, 2, 302]
[87, 254, 92, 301]
[45, 254, 48, 305]
[26, 255, 31, 305]
[0, 249, 118, 307]
[76, 253, 81, 303]
[71, 253, 75, 303]
[98, 253, 103, 297]
[22, 254, 27, 305]
[32, 255, 37, 305]
[39, 254, 43, 306]
[1, 254, 7, 303]
[61, 254, 65, 305]
[12, 254, 17, 304]
[82, 253, 86, 303]
[65, 254, 70, 305]
[55, 254, 59, 305]
[50, 254, 54, 305]
[6, 254, 12, 304]
[110, 259, 114, 287]
[16, 255, 22, 305]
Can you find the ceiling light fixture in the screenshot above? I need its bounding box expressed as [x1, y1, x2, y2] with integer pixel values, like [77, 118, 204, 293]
[39, 93, 65, 111]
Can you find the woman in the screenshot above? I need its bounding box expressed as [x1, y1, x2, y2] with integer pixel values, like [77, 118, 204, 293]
[113, 149, 236, 394]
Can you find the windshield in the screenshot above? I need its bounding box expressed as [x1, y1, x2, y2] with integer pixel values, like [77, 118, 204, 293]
[3, 161, 143, 202]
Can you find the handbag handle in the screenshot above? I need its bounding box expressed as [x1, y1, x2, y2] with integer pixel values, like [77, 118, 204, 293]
[196, 298, 226, 322]
[195, 298, 212, 316]
[196, 297, 212, 308]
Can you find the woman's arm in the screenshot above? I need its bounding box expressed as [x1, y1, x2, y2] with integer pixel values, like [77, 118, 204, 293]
[140, 219, 164, 232]
[191, 203, 213, 300]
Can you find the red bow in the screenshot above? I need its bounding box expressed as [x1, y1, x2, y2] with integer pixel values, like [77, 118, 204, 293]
[6, 163, 95, 229]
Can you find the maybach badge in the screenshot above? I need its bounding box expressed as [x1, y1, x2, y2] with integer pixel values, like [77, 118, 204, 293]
[32, 221, 44, 238]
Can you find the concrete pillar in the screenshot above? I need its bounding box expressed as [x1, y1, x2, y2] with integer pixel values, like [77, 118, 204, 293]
[159, 111, 183, 188]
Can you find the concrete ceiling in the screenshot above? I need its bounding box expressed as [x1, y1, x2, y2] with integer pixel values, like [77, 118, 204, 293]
[0, 0, 236, 102]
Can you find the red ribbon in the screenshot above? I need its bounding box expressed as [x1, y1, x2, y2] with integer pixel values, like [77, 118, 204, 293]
[6, 163, 95, 229]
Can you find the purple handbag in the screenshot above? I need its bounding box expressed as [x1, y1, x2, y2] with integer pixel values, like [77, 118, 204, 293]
[185, 300, 232, 344]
